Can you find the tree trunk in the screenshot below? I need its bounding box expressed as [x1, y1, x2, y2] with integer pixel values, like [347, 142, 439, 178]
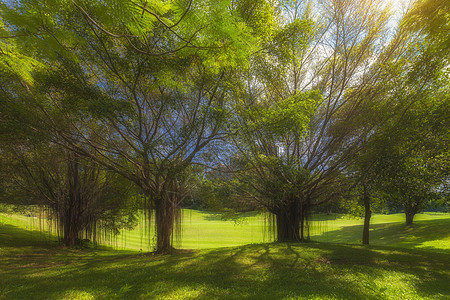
[362, 185, 371, 245]
[299, 205, 304, 242]
[62, 154, 81, 247]
[63, 214, 78, 247]
[275, 199, 300, 242]
[154, 197, 176, 254]
[405, 211, 415, 225]
[404, 202, 418, 225]
[61, 194, 81, 247]
[62, 193, 82, 247]
[300, 204, 310, 241]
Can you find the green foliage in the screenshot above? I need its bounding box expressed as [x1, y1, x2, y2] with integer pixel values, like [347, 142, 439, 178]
[233, 0, 277, 42]
[270, 17, 316, 64]
[341, 188, 387, 218]
[404, 0, 450, 62]
[232, 90, 322, 224]
[0, 39, 42, 85]
[0, 140, 141, 244]
[0, 0, 275, 253]
[195, 177, 234, 211]
[245, 90, 321, 136]
[345, 0, 450, 225]
[367, 72, 448, 220]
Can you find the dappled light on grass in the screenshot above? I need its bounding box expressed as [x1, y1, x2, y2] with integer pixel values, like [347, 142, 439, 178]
[1, 220, 449, 299]
[2, 211, 449, 252]
[312, 217, 450, 252]
[417, 239, 450, 251]
[60, 290, 95, 300]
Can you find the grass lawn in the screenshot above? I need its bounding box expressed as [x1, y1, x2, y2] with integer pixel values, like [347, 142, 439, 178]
[311, 213, 450, 252]
[0, 210, 449, 299]
[0, 221, 449, 299]
[2, 210, 449, 252]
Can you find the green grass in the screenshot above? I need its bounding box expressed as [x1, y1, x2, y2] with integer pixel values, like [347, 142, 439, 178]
[0, 210, 273, 251]
[2, 210, 449, 252]
[1, 211, 449, 299]
[0, 222, 449, 299]
[310, 213, 450, 252]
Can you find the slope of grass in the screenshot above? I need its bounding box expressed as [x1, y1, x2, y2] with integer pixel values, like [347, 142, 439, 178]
[2, 210, 449, 252]
[0, 222, 449, 299]
[311, 213, 450, 252]
[313, 217, 450, 251]
[0, 209, 273, 251]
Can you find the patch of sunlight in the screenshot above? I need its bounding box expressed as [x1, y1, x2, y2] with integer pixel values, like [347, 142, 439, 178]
[61, 290, 95, 300]
[416, 239, 450, 251]
[372, 270, 421, 299]
[25, 270, 53, 279]
[156, 286, 206, 299]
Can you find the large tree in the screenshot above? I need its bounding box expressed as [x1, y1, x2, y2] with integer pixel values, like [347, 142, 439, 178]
[226, 0, 410, 242]
[231, 91, 321, 241]
[349, 0, 450, 229]
[0, 143, 138, 247]
[0, 0, 274, 253]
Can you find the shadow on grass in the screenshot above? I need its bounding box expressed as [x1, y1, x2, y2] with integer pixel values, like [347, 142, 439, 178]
[0, 223, 57, 248]
[1, 222, 449, 299]
[196, 210, 262, 222]
[313, 218, 450, 253]
[310, 213, 341, 221]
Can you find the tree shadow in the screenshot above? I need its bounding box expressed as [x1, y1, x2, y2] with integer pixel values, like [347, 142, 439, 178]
[1, 219, 449, 299]
[310, 213, 341, 221]
[0, 223, 56, 248]
[312, 218, 450, 253]
[196, 210, 261, 222]
[1, 234, 449, 299]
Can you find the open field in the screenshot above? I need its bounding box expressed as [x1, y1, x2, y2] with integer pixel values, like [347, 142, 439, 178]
[0, 222, 449, 299]
[1, 210, 449, 252]
[1, 211, 449, 299]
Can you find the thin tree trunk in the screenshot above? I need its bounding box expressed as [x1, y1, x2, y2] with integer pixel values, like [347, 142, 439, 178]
[362, 185, 371, 245]
[300, 204, 304, 242]
[300, 204, 310, 242]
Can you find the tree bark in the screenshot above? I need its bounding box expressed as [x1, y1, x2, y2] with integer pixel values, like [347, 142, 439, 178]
[63, 214, 78, 247]
[154, 196, 176, 254]
[405, 210, 415, 225]
[61, 194, 82, 247]
[404, 202, 419, 225]
[275, 198, 301, 242]
[362, 185, 371, 245]
[63, 154, 81, 247]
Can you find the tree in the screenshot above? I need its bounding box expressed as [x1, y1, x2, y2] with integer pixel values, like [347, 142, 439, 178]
[352, 0, 450, 227]
[346, 133, 391, 245]
[225, 0, 408, 242]
[231, 91, 321, 241]
[376, 94, 448, 225]
[0, 138, 139, 247]
[0, 0, 273, 253]
[331, 0, 449, 242]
